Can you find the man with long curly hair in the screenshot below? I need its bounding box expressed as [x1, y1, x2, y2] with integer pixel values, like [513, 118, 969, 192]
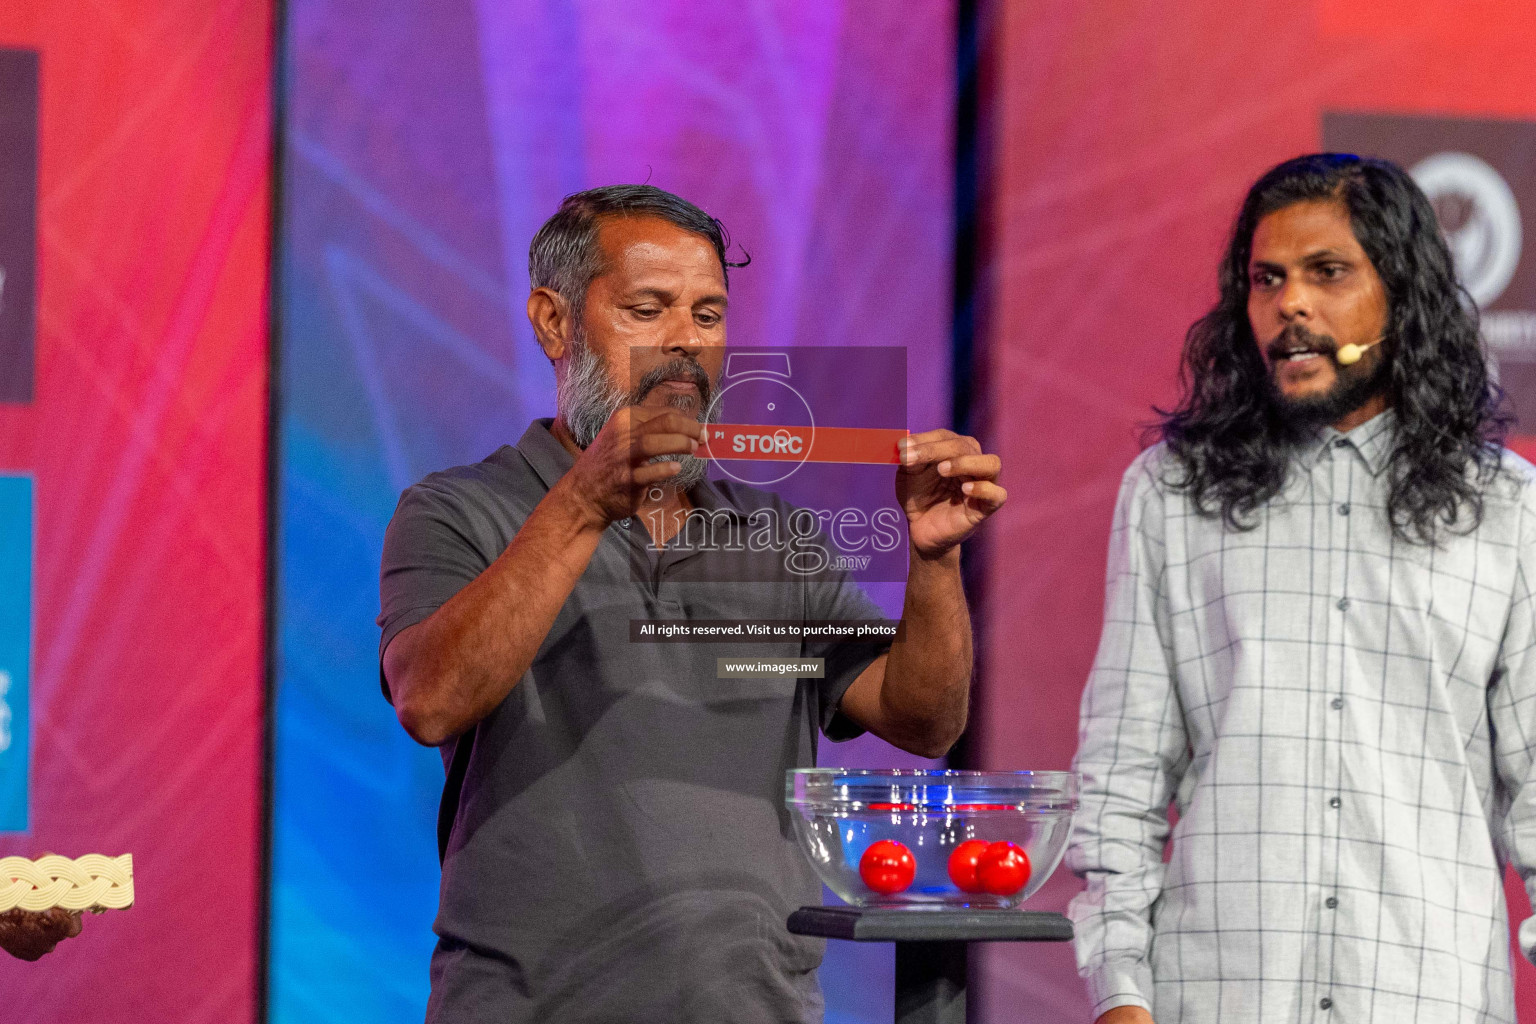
[1068, 153, 1536, 1024]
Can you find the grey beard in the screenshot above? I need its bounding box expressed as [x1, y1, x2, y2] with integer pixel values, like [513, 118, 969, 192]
[557, 333, 621, 450]
[556, 333, 712, 492]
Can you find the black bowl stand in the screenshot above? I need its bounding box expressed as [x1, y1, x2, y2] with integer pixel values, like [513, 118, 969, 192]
[788, 906, 1073, 1024]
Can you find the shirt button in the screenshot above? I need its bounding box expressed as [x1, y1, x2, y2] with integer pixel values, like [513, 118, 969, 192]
[1325, 896, 1338, 909]
[1334, 439, 1349, 449]
[1329, 796, 1342, 809]
[620, 518, 632, 528]
[1336, 597, 1350, 611]
[1338, 502, 1351, 516]
[1331, 697, 1344, 710]
[1321, 997, 1333, 1009]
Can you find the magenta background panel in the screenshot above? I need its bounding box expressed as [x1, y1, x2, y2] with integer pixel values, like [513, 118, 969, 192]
[0, 1, 272, 1020]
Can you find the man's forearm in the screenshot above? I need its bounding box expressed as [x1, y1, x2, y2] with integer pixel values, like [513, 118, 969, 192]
[878, 543, 972, 756]
[386, 480, 605, 745]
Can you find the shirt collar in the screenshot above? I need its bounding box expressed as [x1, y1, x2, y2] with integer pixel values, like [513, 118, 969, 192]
[687, 474, 753, 522]
[513, 418, 577, 492]
[512, 417, 752, 520]
[1296, 407, 1396, 476]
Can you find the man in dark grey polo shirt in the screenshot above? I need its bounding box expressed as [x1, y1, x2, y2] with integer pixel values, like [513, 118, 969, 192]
[378, 185, 1007, 1023]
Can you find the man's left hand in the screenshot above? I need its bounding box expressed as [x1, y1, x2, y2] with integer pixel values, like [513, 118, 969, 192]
[0, 907, 83, 961]
[896, 429, 1005, 557]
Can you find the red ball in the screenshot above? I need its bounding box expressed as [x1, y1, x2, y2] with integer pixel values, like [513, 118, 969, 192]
[947, 839, 991, 893]
[859, 840, 917, 894]
[977, 841, 1031, 896]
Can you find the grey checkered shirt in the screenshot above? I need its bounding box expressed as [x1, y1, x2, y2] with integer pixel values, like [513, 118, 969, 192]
[1067, 410, 1536, 1023]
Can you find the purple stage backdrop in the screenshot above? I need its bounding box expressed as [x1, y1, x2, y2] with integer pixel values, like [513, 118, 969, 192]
[269, 2, 956, 1021]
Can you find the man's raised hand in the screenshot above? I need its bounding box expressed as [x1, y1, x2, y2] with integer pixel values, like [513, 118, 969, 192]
[558, 407, 703, 527]
[895, 429, 1006, 557]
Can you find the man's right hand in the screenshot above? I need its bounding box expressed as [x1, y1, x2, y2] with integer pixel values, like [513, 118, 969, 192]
[558, 407, 702, 528]
[1096, 1007, 1154, 1024]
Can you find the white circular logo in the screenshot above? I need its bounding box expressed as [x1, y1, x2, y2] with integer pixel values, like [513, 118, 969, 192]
[1410, 151, 1522, 308]
[704, 352, 816, 486]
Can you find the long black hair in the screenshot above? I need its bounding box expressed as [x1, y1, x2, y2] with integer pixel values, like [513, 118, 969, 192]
[1157, 153, 1511, 544]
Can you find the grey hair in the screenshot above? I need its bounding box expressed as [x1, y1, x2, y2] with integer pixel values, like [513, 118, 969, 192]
[528, 184, 746, 307]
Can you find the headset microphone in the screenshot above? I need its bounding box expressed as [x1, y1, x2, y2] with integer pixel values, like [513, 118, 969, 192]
[1335, 335, 1385, 366]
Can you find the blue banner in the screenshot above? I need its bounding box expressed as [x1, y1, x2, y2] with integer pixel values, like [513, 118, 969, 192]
[0, 474, 32, 831]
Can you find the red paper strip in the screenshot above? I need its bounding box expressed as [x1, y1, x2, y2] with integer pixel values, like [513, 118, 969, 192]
[696, 424, 907, 465]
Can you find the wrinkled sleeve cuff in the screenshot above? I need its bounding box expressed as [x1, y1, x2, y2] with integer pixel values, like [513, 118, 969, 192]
[1086, 961, 1154, 1018]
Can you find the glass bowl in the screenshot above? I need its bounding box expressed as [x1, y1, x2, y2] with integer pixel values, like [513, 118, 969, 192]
[786, 769, 1077, 909]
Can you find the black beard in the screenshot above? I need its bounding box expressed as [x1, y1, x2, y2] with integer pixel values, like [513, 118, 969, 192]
[1264, 327, 1390, 429]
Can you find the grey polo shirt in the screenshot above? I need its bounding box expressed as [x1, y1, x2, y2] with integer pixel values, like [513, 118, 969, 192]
[378, 419, 891, 1024]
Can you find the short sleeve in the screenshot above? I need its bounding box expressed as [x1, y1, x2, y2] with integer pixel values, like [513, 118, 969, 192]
[376, 482, 496, 701]
[802, 573, 892, 741]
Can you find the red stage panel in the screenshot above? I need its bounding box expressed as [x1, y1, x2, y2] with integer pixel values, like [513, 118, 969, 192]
[0, 2, 270, 1021]
[978, 1, 1536, 1019]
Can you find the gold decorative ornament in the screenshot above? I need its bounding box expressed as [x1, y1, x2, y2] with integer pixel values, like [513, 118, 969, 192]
[0, 854, 133, 912]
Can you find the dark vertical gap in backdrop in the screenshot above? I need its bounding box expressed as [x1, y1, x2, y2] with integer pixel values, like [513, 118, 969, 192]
[950, 10, 1004, 1016]
[257, 0, 290, 1018]
[949, 0, 996, 779]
